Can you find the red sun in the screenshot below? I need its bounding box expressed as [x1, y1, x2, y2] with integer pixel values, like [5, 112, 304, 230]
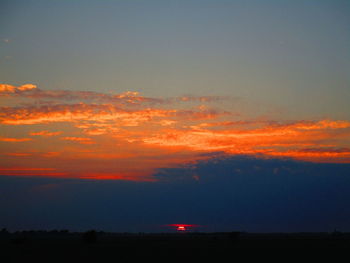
[168, 224, 198, 232]
[177, 225, 186, 231]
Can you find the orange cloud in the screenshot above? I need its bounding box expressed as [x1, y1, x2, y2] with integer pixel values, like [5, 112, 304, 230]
[0, 136, 32, 142]
[1, 83, 350, 181]
[0, 167, 68, 178]
[0, 103, 224, 126]
[262, 148, 350, 163]
[61, 137, 95, 144]
[0, 172, 68, 177]
[0, 167, 55, 171]
[17, 84, 37, 91]
[41, 152, 61, 158]
[83, 128, 107, 136]
[79, 172, 156, 181]
[0, 104, 170, 125]
[0, 84, 16, 93]
[142, 120, 350, 162]
[30, 130, 62, 136]
[5, 153, 32, 157]
[0, 83, 37, 94]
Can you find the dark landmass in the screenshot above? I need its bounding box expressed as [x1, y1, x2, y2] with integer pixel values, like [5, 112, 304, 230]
[1, 229, 349, 259]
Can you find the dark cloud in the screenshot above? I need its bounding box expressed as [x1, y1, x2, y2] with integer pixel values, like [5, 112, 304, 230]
[154, 154, 350, 181]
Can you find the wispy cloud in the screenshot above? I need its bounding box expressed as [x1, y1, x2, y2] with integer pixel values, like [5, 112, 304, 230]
[0, 103, 224, 126]
[0, 83, 227, 106]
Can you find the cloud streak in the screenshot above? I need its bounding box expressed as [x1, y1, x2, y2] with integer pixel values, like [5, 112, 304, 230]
[61, 137, 95, 144]
[29, 130, 62, 136]
[0, 103, 223, 126]
[0, 167, 67, 177]
[0, 136, 32, 142]
[0, 84, 225, 106]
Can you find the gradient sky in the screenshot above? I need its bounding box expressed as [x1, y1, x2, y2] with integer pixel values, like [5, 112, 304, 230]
[1, 0, 350, 232]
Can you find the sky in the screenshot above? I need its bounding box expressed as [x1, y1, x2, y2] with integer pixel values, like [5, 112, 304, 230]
[0, 0, 350, 232]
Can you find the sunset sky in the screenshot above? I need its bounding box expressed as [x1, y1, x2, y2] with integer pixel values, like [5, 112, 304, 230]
[1, 0, 350, 232]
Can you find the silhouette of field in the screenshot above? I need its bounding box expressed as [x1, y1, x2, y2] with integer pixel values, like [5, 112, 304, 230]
[1, 229, 349, 259]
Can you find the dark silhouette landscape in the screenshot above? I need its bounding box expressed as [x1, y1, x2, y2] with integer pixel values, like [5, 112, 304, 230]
[1, 228, 349, 259]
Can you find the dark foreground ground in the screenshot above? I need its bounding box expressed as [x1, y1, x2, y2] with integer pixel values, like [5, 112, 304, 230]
[1, 231, 349, 260]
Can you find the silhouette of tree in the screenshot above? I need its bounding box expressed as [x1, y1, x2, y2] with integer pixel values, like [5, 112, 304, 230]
[82, 230, 97, 244]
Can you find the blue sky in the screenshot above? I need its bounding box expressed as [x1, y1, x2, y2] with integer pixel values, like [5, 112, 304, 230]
[1, 0, 349, 118]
